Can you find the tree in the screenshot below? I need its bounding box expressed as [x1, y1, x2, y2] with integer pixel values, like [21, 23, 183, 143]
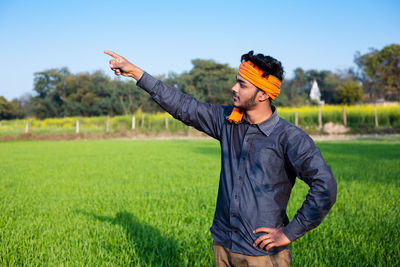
[276, 79, 308, 107]
[292, 68, 308, 94]
[305, 70, 344, 104]
[31, 67, 70, 118]
[354, 44, 400, 101]
[0, 96, 24, 120]
[28, 68, 146, 117]
[165, 59, 237, 105]
[276, 68, 314, 107]
[336, 81, 363, 105]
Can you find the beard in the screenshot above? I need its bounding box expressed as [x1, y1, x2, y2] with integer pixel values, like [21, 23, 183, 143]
[233, 89, 259, 110]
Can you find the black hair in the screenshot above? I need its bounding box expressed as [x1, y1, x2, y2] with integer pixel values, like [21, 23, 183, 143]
[241, 51, 284, 81]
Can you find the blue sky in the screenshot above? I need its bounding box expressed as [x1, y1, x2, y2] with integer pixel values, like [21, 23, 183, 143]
[1, 0, 399, 100]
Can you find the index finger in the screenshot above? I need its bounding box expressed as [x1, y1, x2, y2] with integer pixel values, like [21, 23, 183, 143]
[253, 227, 274, 234]
[104, 50, 120, 58]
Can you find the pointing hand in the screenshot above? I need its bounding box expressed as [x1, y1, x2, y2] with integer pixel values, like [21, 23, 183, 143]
[104, 50, 143, 80]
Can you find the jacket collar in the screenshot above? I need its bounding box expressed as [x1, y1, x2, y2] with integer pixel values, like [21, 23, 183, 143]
[242, 105, 280, 136]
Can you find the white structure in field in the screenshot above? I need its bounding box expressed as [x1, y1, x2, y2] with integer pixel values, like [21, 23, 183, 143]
[309, 80, 325, 105]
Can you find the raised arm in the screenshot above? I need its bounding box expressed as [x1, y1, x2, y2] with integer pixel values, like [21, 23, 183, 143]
[104, 50, 225, 140]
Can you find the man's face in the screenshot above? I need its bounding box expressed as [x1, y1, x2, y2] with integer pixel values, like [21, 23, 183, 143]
[231, 74, 261, 110]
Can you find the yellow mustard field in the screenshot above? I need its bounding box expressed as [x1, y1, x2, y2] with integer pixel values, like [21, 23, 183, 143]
[1, 105, 399, 136]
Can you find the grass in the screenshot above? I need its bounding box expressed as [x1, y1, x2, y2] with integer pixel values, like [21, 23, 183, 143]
[0, 139, 399, 266]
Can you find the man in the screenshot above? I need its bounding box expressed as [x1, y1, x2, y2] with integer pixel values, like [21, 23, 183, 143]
[105, 50, 337, 266]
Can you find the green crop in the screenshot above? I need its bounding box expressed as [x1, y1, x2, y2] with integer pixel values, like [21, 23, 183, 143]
[0, 139, 399, 266]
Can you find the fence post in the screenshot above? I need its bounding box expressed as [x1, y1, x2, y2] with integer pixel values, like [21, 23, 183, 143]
[342, 106, 347, 126]
[106, 116, 110, 133]
[165, 117, 169, 130]
[132, 115, 135, 130]
[141, 113, 145, 128]
[375, 108, 379, 128]
[318, 108, 322, 129]
[25, 120, 29, 133]
[295, 112, 298, 127]
[76, 120, 80, 133]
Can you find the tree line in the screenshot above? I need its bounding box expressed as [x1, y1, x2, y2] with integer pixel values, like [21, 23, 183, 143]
[1, 44, 399, 120]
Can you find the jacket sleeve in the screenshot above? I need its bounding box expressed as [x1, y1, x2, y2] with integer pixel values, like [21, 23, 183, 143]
[282, 131, 337, 242]
[136, 72, 225, 140]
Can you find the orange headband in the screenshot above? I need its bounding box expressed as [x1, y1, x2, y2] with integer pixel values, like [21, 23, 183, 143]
[238, 61, 281, 100]
[227, 61, 282, 123]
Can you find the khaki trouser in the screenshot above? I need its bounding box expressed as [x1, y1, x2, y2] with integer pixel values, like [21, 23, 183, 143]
[212, 241, 291, 267]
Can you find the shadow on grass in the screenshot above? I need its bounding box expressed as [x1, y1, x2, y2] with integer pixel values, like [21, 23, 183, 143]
[76, 210, 181, 266]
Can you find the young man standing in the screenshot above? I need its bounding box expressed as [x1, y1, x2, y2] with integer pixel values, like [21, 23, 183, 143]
[105, 50, 337, 266]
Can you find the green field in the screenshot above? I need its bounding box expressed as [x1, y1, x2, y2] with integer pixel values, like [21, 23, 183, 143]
[0, 139, 399, 266]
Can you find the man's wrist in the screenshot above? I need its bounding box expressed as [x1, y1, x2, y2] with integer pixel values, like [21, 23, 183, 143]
[127, 67, 143, 80]
[135, 70, 144, 81]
